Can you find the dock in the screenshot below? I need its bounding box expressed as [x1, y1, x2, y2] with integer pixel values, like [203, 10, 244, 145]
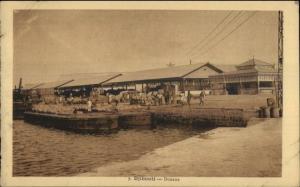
[24, 106, 253, 133]
[150, 106, 253, 128]
[24, 112, 120, 133]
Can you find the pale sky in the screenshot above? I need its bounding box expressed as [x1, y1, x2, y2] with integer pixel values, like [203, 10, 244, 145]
[13, 10, 278, 85]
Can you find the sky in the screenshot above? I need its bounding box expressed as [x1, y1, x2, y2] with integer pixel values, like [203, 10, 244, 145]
[13, 10, 278, 85]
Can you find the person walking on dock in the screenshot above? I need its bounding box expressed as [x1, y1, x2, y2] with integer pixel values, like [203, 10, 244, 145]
[87, 98, 92, 112]
[59, 95, 63, 103]
[179, 92, 186, 105]
[68, 93, 74, 105]
[199, 90, 206, 106]
[187, 90, 192, 106]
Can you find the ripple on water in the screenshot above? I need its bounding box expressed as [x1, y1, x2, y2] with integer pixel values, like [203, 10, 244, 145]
[13, 120, 211, 176]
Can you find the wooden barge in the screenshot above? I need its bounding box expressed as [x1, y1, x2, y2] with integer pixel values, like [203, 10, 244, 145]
[24, 112, 119, 133]
[24, 111, 152, 133]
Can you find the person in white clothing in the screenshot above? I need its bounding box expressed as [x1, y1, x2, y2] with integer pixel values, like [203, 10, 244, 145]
[87, 99, 92, 112]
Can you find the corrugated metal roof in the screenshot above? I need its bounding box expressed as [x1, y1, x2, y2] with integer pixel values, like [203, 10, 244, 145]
[59, 72, 120, 80]
[22, 83, 44, 90]
[35, 80, 74, 89]
[212, 64, 237, 73]
[209, 67, 278, 77]
[60, 73, 121, 88]
[255, 66, 276, 72]
[210, 59, 277, 78]
[222, 69, 259, 75]
[183, 64, 221, 79]
[237, 58, 273, 67]
[105, 63, 210, 84]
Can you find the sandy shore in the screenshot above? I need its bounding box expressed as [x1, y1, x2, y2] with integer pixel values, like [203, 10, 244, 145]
[79, 118, 281, 177]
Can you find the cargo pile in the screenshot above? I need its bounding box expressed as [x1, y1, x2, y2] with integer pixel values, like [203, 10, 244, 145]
[32, 104, 74, 115]
[259, 98, 282, 118]
[31, 102, 145, 115]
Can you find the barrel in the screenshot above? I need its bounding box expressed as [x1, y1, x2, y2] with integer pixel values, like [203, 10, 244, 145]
[271, 107, 280, 118]
[259, 107, 265, 118]
[267, 98, 275, 107]
[263, 107, 271, 118]
[279, 107, 283, 117]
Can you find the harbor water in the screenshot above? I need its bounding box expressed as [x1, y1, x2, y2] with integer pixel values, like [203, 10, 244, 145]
[13, 120, 212, 176]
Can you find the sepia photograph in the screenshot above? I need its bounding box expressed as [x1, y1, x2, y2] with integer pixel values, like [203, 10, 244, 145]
[1, 1, 299, 187]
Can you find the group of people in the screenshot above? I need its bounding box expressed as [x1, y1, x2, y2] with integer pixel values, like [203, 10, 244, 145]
[64, 89, 207, 107]
[182, 90, 206, 106]
[108, 91, 172, 106]
[36, 88, 207, 114]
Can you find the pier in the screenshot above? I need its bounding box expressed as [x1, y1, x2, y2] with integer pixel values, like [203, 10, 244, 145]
[24, 105, 254, 133]
[151, 107, 249, 128]
[24, 112, 119, 133]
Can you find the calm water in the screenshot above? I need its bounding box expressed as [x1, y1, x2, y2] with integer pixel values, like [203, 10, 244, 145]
[13, 120, 210, 176]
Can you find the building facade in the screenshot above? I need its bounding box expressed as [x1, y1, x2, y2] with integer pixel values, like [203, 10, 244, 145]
[209, 59, 281, 95]
[103, 62, 231, 94]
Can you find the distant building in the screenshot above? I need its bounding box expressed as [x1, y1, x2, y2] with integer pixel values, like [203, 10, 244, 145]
[21, 80, 74, 99]
[209, 58, 281, 95]
[58, 73, 122, 97]
[58, 72, 120, 80]
[25, 60, 277, 98]
[103, 62, 233, 94]
[35, 80, 74, 96]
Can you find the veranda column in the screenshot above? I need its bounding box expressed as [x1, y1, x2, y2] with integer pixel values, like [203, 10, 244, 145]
[257, 74, 260, 94]
[223, 75, 227, 95]
[239, 76, 243, 95]
[182, 78, 185, 93]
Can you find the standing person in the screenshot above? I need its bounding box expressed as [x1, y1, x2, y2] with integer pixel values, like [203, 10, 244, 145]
[187, 90, 192, 106]
[161, 93, 166, 105]
[157, 93, 162, 105]
[180, 92, 186, 105]
[59, 95, 63, 103]
[153, 92, 159, 106]
[87, 98, 92, 112]
[68, 93, 74, 104]
[164, 90, 170, 105]
[108, 93, 113, 104]
[279, 89, 283, 107]
[199, 90, 206, 106]
[169, 94, 173, 105]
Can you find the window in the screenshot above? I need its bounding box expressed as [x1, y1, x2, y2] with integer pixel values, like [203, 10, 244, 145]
[259, 81, 273, 87]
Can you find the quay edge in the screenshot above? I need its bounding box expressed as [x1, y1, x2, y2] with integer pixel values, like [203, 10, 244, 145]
[23, 107, 253, 133]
